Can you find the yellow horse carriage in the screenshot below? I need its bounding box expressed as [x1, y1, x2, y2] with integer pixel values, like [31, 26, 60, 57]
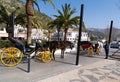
[81, 41, 101, 56]
[0, 37, 52, 67]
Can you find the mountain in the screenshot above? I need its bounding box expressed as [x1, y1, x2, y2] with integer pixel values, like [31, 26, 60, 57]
[87, 29, 105, 39]
[87, 27, 120, 41]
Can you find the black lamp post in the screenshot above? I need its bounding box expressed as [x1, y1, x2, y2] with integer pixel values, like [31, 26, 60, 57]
[76, 4, 84, 65]
[11, 7, 20, 38]
[108, 20, 113, 43]
[12, 11, 15, 38]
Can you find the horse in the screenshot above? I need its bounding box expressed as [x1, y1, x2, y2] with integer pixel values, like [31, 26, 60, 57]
[45, 41, 74, 60]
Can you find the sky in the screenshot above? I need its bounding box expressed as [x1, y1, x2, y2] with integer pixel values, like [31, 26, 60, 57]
[23, 0, 120, 29]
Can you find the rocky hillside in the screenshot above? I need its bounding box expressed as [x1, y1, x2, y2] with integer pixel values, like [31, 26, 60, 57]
[87, 30, 105, 39]
[87, 27, 120, 41]
[0, 0, 52, 28]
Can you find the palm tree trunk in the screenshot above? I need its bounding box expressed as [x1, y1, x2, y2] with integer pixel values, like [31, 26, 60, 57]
[27, 15, 32, 44]
[57, 26, 60, 41]
[26, 0, 34, 16]
[57, 22, 60, 41]
[64, 28, 68, 41]
[26, 0, 34, 44]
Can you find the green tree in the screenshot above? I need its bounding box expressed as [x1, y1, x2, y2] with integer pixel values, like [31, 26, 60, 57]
[47, 19, 63, 41]
[47, 21, 57, 41]
[0, 5, 26, 37]
[32, 16, 42, 29]
[54, 4, 83, 41]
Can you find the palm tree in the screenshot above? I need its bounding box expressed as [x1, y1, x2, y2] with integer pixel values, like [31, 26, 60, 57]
[47, 20, 57, 41]
[25, 0, 54, 44]
[43, 27, 55, 42]
[54, 3, 86, 41]
[48, 19, 63, 41]
[32, 16, 42, 29]
[0, 5, 26, 37]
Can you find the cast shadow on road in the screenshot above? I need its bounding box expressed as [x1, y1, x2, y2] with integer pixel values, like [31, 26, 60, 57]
[54, 59, 75, 65]
[16, 66, 28, 73]
[16, 61, 30, 73]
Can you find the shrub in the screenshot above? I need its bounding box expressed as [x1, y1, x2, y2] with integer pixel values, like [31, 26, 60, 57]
[0, 40, 13, 48]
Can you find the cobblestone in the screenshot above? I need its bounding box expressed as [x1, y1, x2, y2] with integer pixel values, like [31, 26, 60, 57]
[39, 60, 120, 82]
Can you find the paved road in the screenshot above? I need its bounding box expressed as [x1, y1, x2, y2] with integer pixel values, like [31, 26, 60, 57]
[0, 47, 119, 82]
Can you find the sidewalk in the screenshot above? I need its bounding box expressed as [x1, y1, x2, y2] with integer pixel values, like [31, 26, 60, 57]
[109, 48, 120, 59]
[0, 48, 120, 82]
[39, 59, 120, 82]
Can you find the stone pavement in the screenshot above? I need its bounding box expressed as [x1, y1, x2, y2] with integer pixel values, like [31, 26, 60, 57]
[110, 48, 120, 60]
[0, 47, 120, 82]
[39, 59, 120, 82]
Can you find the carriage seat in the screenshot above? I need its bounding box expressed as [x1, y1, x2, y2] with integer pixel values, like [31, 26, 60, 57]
[9, 37, 25, 53]
[9, 37, 35, 55]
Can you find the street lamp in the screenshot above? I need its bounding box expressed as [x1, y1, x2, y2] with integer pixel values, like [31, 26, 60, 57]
[76, 4, 84, 65]
[11, 7, 20, 38]
[108, 20, 113, 43]
[12, 11, 15, 38]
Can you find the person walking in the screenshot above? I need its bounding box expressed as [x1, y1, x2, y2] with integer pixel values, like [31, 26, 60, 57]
[103, 41, 109, 59]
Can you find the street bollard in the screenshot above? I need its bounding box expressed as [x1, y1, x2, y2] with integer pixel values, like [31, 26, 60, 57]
[27, 54, 30, 73]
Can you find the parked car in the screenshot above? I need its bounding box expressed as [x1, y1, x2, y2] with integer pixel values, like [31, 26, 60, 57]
[110, 43, 119, 48]
[117, 41, 120, 48]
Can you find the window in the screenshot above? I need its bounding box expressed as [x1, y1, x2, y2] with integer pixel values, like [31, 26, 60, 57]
[67, 32, 71, 36]
[18, 29, 23, 32]
[67, 38, 69, 40]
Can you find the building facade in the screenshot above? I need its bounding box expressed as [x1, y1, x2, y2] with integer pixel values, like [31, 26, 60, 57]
[0, 26, 90, 42]
[51, 28, 90, 43]
[0, 25, 46, 40]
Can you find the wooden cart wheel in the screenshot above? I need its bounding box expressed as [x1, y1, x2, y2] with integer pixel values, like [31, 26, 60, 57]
[1, 47, 22, 67]
[35, 50, 42, 60]
[0, 49, 2, 61]
[41, 51, 52, 63]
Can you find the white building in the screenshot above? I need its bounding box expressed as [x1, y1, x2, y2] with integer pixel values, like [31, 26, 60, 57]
[51, 28, 90, 43]
[0, 28, 8, 38]
[116, 37, 120, 41]
[14, 25, 26, 39]
[0, 25, 46, 40]
[0, 26, 90, 42]
[31, 29, 47, 40]
[0, 25, 26, 39]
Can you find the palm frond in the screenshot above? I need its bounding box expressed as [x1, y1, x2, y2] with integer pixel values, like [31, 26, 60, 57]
[33, 0, 40, 12]
[42, 0, 55, 8]
[32, 16, 42, 29]
[15, 13, 27, 25]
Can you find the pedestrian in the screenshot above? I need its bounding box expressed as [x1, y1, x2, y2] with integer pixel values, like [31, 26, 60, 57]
[103, 41, 109, 59]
